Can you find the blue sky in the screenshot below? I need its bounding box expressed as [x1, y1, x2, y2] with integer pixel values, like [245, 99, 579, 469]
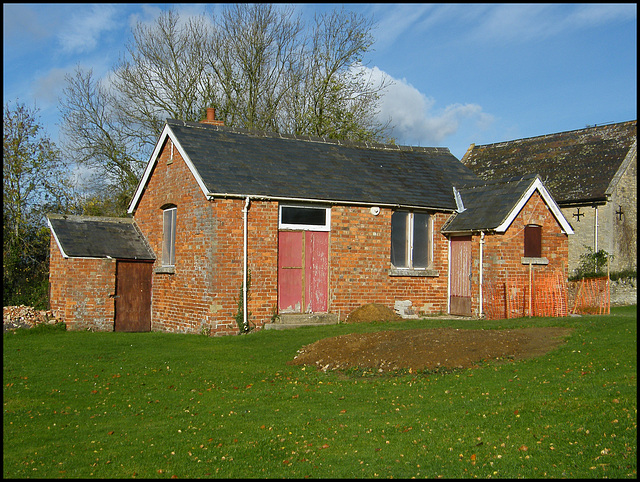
[3, 3, 637, 160]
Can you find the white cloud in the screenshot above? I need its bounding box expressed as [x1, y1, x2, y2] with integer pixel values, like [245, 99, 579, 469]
[370, 4, 435, 47]
[33, 68, 68, 105]
[470, 4, 637, 43]
[370, 67, 494, 146]
[58, 4, 121, 54]
[367, 4, 636, 48]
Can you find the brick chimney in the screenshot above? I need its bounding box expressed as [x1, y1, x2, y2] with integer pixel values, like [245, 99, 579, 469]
[201, 107, 224, 126]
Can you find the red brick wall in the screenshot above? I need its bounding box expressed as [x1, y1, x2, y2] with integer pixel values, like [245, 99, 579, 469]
[133, 136, 458, 335]
[134, 138, 281, 336]
[329, 206, 450, 319]
[48, 236, 116, 331]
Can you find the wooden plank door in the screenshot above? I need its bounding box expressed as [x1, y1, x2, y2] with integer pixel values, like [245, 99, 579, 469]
[450, 236, 472, 316]
[278, 231, 329, 313]
[115, 260, 152, 332]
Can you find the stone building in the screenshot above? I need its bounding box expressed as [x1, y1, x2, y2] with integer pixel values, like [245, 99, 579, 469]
[461, 121, 637, 276]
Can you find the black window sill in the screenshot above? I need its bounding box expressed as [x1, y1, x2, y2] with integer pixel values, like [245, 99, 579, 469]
[389, 268, 439, 277]
[154, 266, 175, 274]
[521, 257, 548, 265]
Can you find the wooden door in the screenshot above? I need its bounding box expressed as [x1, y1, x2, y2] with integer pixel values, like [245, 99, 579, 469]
[115, 260, 152, 332]
[278, 231, 328, 313]
[304, 231, 329, 312]
[450, 236, 472, 316]
[278, 231, 304, 313]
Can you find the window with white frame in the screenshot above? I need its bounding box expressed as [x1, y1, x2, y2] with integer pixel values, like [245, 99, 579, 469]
[162, 206, 177, 266]
[279, 204, 331, 231]
[390, 211, 432, 269]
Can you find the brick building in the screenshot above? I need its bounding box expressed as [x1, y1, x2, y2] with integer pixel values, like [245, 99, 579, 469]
[442, 175, 573, 318]
[461, 121, 637, 275]
[48, 112, 573, 333]
[47, 215, 154, 331]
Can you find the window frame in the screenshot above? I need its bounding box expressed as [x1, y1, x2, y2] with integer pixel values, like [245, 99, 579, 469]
[278, 204, 331, 231]
[390, 210, 433, 270]
[162, 206, 177, 267]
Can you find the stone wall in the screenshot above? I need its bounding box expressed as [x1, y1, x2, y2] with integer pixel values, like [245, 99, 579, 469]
[610, 277, 637, 306]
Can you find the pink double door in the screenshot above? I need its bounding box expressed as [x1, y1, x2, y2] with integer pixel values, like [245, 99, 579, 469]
[278, 231, 329, 313]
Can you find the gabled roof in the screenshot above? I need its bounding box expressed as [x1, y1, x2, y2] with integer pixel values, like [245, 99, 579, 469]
[47, 214, 155, 260]
[461, 120, 637, 205]
[128, 119, 480, 214]
[441, 174, 574, 235]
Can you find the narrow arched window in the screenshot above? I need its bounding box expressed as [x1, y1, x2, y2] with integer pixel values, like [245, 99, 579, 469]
[162, 206, 177, 266]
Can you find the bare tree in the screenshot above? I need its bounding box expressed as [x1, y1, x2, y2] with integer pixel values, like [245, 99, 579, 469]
[292, 9, 390, 141]
[59, 67, 143, 208]
[59, 6, 390, 215]
[113, 10, 214, 143]
[207, 4, 305, 132]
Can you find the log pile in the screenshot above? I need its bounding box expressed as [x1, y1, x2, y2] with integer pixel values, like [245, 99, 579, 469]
[3, 305, 58, 331]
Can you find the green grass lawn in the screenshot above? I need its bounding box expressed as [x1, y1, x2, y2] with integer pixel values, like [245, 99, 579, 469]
[3, 306, 637, 478]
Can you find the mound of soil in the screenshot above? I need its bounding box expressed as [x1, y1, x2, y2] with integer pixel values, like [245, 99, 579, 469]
[345, 303, 403, 323]
[289, 326, 573, 373]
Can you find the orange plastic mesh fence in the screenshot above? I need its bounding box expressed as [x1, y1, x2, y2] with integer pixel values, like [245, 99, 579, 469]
[570, 276, 610, 315]
[483, 270, 571, 320]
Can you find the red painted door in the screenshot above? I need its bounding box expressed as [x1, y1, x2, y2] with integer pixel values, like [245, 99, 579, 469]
[450, 236, 472, 316]
[278, 231, 304, 313]
[278, 231, 328, 313]
[305, 231, 329, 312]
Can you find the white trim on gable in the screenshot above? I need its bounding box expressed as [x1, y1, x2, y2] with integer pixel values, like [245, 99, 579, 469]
[47, 217, 69, 259]
[127, 124, 211, 214]
[495, 177, 574, 235]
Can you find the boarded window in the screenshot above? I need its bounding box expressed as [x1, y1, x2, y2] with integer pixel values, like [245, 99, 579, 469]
[391, 211, 432, 269]
[524, 224, 542, 258]
[162, 206, 177, 266]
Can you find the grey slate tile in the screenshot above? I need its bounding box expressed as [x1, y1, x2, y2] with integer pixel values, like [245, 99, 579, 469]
[166, 120, 480, 211]
[48, 214, 155, 260]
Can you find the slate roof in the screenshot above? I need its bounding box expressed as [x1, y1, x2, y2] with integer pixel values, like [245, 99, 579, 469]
[461, 120, 637, 205]
[441, 174, 572, 235]
[48, 214, 155, 260]
[155, 119, 481, 211]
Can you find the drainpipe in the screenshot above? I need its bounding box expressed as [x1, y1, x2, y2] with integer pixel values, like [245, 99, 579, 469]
[479, 232, 484, 318]
[242, 196, 250, 332]
[594, 206, 598, 253]
[447, 238, 451, 314]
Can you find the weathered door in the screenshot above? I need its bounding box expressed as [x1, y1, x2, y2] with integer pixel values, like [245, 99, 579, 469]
[304, 231, 329, 312]
[115, 260, 152, 332]
[450, 236, 472, 316]
[278, 231, 328, 313]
